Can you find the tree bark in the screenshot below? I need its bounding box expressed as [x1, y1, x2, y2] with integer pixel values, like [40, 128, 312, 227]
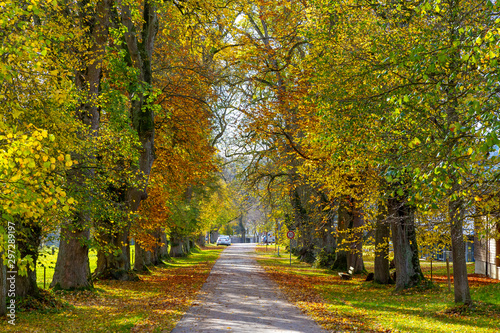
[332, 196, 352, 271]
[145, 249, 153, 266]
[389, 195, 424, 291]
[449, 196, 472, 305]
[51, 0, 110, 290]
[159, 231, 169, 259]
[133, 243, 147, 272]
[196, 234, 206, 247]
[320, 214, 336, 251]
[51, 223, 91, 290]
[443, 1, 472, 305]
[94, 220, 136, 281]
[15, 219, 42, 298]
[184, 236, 192, 253]
[169, 234, 187, 257]
[122, 0, 157, 206]
[348, 203, 365, 273]
[94, 0, 158, 278]
[374, 207, 391, 284]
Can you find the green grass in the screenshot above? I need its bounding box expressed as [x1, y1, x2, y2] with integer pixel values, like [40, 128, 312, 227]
[35, 243, 225, 289]
[256, 248, 500, 333]
[36, 246, 144, 289]
[36, 247, 102, 289]
[4, 246, 224, 332]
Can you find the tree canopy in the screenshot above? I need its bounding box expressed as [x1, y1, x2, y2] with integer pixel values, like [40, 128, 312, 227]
[1, 0, 500, 310]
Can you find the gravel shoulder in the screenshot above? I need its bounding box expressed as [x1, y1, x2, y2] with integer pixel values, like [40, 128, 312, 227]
[170, 243, 328, 333]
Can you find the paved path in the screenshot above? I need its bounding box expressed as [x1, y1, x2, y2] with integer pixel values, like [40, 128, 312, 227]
[171, 243, 327, 333]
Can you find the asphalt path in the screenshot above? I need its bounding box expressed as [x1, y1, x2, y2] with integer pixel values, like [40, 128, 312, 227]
[170, 243, 327, 333]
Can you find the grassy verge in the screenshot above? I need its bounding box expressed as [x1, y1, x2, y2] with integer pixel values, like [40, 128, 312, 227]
[36, 247, 100, 289]
[2, 245, 224, 333]
[255, 246, 500, 333]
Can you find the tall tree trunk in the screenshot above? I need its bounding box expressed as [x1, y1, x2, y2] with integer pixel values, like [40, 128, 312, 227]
[51, 0, 110, 290]
[148, 229, 163, 266]
[169, 233, 187, 257]
[320, 211, 336, 251]
[449, 196, 472, 305]
[348, 202, 365, 273]
[197, 234, 206, 247]
[159, 231, 169, 260]
[444, 3, 472, 304]
[134, 243, 147, 272]
[332, 196, 352, 271]
[51, 223, 91, 290]
[122, 0, 157, 207]
[389, 195, 424, 291]
[16, 219, 42, 298]
[95, 0, 157, 278]
[374, 206, 391, 284]
[144, 249, 153, 266]
[184, 236, 191, 253]
[94, 220, 136, 281]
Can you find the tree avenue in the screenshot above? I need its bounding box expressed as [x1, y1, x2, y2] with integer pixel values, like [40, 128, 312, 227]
[1, 0, 500, 321]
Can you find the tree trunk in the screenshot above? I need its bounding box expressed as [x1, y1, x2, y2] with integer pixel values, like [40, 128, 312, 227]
[449, 197, 472, 305]
[184, 236, 191, 253]
[117, 0, 157, 274]
[332, 196, 352, 271]
[145, 250, 153, 266]
[210, 230, 218, 244]
[133, 243, 147, 272]
[169, 234, 187, 257]
[348, 202, 365, 273]
[94, 222, 136, 281]
[374, 210, 391, 284]
[389, 196, 424, 291]
[159, 232, 169, 259]
[442, 8, 472, 304]
[196, 234, 206, 247]
[51, 224, 91, 290]
[51, 0, 110, 290]
[320, 215, 336, 251]
[121, 0, 157, 199]
[16, 219, 42, 298]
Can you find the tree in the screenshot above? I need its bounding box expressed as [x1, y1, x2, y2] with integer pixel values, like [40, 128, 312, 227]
[51, 0, 112, 291]
[93, 0, 158, 279]
[0, 0, 81, 298]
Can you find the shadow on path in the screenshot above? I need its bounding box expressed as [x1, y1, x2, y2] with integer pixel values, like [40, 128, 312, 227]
[170, 244, 327, 333]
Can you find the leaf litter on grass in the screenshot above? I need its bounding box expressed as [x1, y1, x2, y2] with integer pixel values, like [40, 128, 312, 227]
[256, 252, 500, 333]
[0, 248, 222, 333]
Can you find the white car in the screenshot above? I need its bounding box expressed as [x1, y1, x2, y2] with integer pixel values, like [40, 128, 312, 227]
[216, 235, 231, 246]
